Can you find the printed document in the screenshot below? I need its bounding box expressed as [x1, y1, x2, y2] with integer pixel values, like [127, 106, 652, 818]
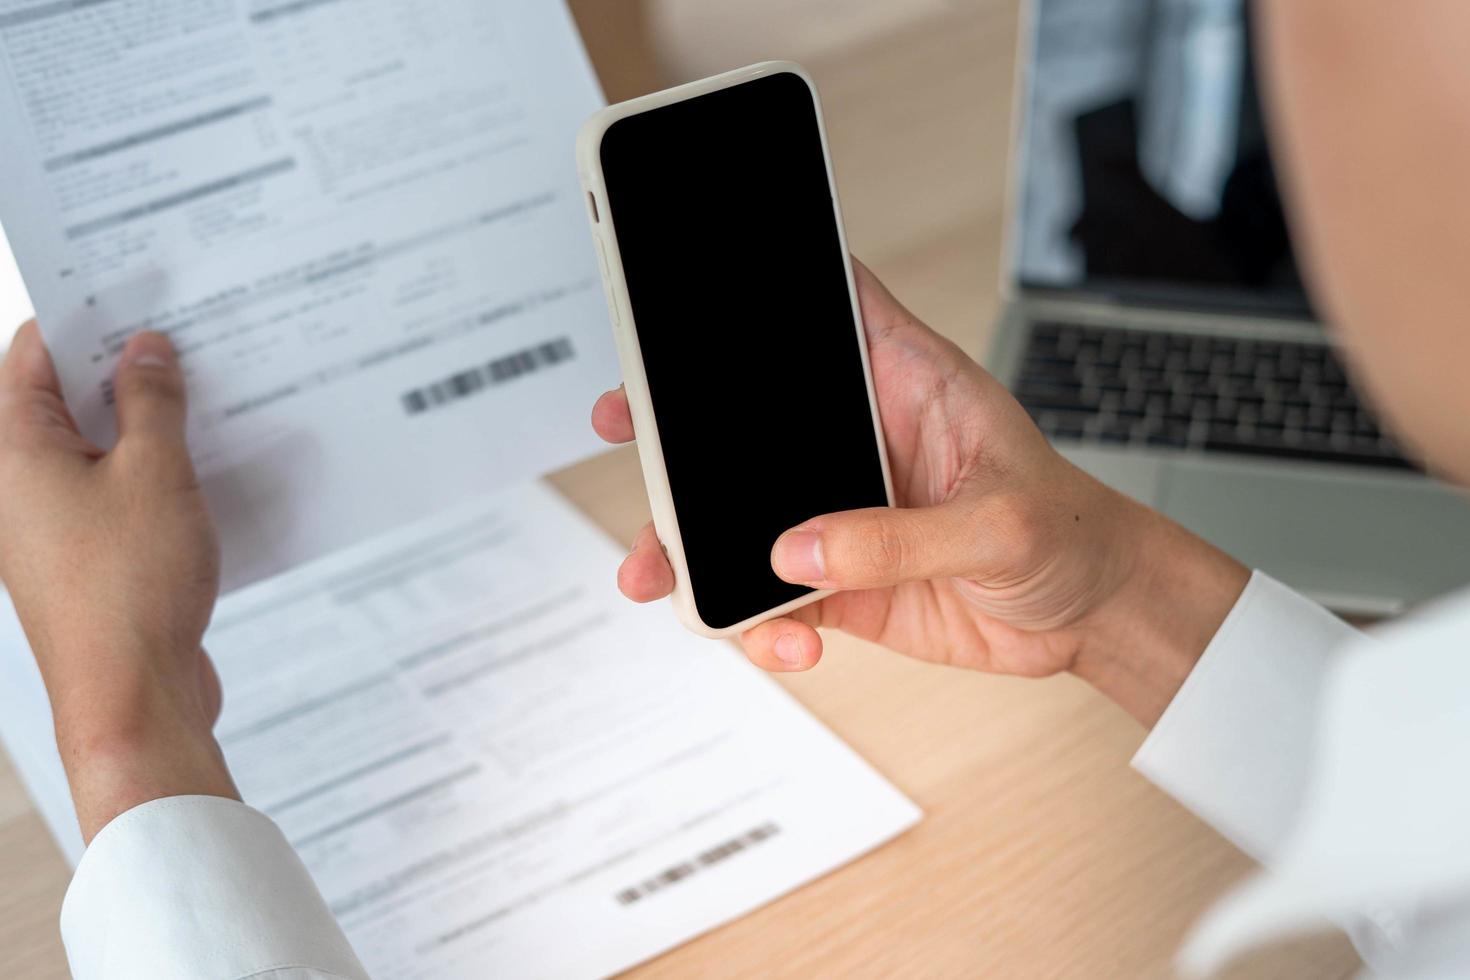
[0, 0, 619, 589]
[0, 482, 922, 978]
[0, 225, 31, 333]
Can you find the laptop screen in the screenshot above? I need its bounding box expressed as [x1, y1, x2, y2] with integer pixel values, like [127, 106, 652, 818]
[1012, 0, 1314, 318]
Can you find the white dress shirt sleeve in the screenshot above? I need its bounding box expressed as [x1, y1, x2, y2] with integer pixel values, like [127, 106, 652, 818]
[1131, 570, 1363, 862]
[60, 794, 369, 980]
[1130, 571, 1423, 975]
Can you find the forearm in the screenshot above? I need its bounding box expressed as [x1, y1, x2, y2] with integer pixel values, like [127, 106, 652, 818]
[1069, 500, 1251, 728]
[49, 668, 238, 843]
[59, 719, 239, 844]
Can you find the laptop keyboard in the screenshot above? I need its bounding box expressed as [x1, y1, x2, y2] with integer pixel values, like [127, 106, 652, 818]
[1014, 321, 1415, 470]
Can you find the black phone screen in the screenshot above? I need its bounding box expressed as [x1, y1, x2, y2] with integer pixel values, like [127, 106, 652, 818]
[598, 70, 890, 631]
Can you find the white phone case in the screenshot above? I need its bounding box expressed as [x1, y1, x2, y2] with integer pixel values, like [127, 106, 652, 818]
[576, 61, 895, 639]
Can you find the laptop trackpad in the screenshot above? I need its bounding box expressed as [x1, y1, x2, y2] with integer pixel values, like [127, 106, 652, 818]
[1157, 460, 1470, 614]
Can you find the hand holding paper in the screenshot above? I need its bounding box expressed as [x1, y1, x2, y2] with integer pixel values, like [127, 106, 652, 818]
[0, 325, 237, 841]
[0, 0, 620, 590]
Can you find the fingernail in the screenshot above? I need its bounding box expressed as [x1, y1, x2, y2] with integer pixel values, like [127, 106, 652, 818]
[773, 529, 825, 584]
[774, 633, 804, 667]
[120, 332, 175, 369]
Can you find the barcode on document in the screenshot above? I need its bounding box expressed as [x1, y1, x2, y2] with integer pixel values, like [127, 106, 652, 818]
[614, 822, 781, 905]
[400, 337, 574, 415]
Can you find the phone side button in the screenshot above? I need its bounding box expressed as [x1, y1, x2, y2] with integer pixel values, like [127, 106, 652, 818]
[594, 241, 620, 326]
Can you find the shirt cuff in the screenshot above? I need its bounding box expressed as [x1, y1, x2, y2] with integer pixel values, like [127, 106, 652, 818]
[1131, 571, 1362, 862]
[60, 795, 368, 980]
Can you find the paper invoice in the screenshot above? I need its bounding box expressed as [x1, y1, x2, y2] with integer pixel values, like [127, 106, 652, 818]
[0, 0, 619, 589]
[0, 481, 922, 978]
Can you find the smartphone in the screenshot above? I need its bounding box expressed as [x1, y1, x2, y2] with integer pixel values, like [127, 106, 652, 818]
[577, 61, 894, 638]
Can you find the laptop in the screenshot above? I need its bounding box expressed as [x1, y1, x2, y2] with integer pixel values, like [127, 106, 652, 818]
[988, 0, 1470, 617]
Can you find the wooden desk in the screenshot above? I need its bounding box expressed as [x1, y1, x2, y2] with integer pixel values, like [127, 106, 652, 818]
[0, 2, 1360, 976]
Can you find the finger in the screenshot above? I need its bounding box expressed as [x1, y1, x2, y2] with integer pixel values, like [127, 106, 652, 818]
[851, 258, 961, 362]
[771, 501, 984, 591]
[591, 385, 635, 444]
[0, 321, 90, 445]
[851, 258, 917, 340]
[2, 321, 62, 398]
[616, 522, 674, 602]
[740, 615, 823, 672]
[113, 331, 189, 452]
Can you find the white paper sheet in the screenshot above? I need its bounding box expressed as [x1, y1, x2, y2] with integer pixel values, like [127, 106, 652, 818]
[0, 0, 619, 589]
[0, 225, 33, 340]
[0, 482, 921, 978]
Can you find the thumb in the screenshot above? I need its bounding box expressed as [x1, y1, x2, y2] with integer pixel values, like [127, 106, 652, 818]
[113, 331, 189, 452]
[771, 502, 982, 590]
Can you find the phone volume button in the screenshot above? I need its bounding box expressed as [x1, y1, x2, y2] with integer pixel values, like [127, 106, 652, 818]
[594, 240, 620, 326]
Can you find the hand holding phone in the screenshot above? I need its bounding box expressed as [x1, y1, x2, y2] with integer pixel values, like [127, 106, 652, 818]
[583, 65, 1251, 730]
[594, 257, 1249, 732]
